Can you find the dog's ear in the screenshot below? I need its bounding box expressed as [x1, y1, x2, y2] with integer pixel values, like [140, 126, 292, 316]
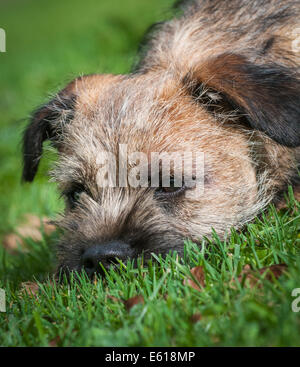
[22, 84, 77, 182]
[187, 53, 300, 147]
[22, 73, 120, 182]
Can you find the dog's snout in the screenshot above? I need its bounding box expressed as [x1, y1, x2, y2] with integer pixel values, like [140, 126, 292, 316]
[81, 241, 134, 275]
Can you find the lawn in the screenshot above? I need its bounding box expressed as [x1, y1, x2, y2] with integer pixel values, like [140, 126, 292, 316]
[0, 0, 300, 347]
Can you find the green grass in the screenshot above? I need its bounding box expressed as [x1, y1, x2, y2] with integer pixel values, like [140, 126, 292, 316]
[1, 0, 300, 347]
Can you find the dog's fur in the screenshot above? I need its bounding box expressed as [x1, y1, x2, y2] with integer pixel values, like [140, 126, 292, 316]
[22, 0, 300, 274]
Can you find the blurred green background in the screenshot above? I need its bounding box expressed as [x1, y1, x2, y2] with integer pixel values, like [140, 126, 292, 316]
[0, 0, 173, 237]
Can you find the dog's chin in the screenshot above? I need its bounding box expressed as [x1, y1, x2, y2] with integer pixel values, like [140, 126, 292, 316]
[54, 238, 188, 282]
[55, 254, 160, 282]
[55, 264, 84, 282]
[55, 258, 137, 281]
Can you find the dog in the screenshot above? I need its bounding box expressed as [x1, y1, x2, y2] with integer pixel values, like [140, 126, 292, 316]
[22, 0, 300, 277]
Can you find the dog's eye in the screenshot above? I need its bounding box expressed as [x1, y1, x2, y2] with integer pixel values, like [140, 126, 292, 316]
[68, 190, 83, 208]
[155, 177, 186, 198]
[71, 191, 82, 202]
[65, 184, 85, 208]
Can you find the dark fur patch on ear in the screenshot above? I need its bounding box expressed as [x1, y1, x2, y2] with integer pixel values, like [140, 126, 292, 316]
[186, 53, 300, 147]
[173, 0, 195, 11]
[22, 94, 76, 182]
[132, 21, 166, 73]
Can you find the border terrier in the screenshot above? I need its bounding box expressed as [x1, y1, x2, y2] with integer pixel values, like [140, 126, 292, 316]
[22, 0, 300, 277]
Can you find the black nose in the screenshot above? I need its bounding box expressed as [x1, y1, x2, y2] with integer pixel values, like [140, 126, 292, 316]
[81, 241, 135, 275]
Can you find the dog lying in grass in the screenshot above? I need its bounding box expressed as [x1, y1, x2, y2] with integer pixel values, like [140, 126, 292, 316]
[22, 0, 300, 277]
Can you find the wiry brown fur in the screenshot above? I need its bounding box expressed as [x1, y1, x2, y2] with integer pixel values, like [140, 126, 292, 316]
[22, 0, 300, 275]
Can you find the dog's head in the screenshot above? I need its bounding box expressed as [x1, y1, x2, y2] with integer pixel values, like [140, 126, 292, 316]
[22, 53, 300, 277]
